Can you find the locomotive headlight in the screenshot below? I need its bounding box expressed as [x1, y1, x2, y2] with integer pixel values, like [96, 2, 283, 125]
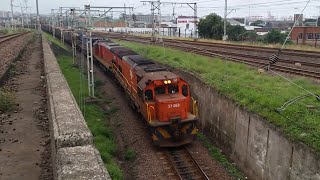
[164, 80, 168, 84]
[168, 80, 172, 84]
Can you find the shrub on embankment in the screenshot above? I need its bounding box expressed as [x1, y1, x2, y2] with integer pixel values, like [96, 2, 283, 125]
[116, 40, 320, 152]
[0, 89, 15, 112]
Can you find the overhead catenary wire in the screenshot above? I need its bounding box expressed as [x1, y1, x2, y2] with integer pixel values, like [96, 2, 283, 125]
[264, 0, 320, 102]
[281, 0, 311, 49]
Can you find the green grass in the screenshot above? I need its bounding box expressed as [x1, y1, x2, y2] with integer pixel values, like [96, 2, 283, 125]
[0, 88, 16, 112]
[198, 133, 245, 179]
[0, 28, 33, 35]
[57, 55, 123, 179]
[43, 32, 70, 51]
[124, 148, 136, 161]
[116, 40, 320, 152]
[45, 34, 123, 179]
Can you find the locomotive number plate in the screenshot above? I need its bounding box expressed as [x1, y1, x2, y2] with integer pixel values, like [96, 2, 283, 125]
[168, 103, 180, 108]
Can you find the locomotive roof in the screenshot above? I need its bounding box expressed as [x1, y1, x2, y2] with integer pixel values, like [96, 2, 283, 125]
[99, 42, 121, 48]
[122, 55, 178, 89]
[110, 47, 138, 58]
[122, 55, 168, 74]
[137, 71, 178, 89]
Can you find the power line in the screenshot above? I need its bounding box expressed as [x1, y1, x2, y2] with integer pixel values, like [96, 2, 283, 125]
[196, 0, 316, 9]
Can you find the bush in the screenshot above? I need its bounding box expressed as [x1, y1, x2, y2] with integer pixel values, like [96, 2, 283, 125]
[227, 25, 246, 41]
[264, 29, 288, 44]
[198, 13, 225, 39]
[240, 31, 258, 42]
[0, 89, 15, 112]
[124, 148, 136, 161]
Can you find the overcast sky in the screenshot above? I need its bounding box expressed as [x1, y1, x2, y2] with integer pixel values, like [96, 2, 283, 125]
[0, 0, 319, 19]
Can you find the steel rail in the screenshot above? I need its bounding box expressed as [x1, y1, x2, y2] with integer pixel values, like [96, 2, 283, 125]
[165, 147, 210, 180]
[0, 33, 28, 44]
[107, 35, 320, 79]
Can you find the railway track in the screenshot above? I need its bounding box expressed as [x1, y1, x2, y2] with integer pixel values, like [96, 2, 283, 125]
[162, 147, 210, 180]
[0, 33, 28, 44]
[104, 33, 320, 79]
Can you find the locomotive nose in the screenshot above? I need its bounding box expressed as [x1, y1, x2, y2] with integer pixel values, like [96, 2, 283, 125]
[155, 94, 187, 122]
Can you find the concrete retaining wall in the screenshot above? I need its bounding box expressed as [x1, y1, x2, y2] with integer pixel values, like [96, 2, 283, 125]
[42, 35, 111, 180]
[174, 69, 320, 180]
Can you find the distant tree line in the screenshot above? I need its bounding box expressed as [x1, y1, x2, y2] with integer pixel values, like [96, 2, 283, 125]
[198, 13, 292, 44]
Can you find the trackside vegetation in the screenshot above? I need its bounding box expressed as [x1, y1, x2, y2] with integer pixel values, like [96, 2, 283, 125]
[44, 34, 123, 179]
[116, 40, 320, 152]
[0, 89, 15, 112]
[197, 133, 245, 179]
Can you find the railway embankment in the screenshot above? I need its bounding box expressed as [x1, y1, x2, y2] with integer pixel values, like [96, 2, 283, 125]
[0, 33, 33, 85]
[118, 40, 320, 180]
[42, 35, 111, 180]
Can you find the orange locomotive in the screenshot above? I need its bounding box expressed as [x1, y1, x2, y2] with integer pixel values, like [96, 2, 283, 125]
[93, 40, 198, 147]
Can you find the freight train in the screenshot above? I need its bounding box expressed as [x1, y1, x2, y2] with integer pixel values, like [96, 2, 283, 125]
[42, 26, 199, 147]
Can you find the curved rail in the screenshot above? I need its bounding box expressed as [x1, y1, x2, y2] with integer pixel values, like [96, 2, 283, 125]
[165, 147, 210, 180]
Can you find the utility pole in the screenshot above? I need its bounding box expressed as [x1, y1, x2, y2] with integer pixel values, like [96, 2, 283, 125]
[158, 0, 161, 38]
[83, 5, 133, 98]
[317, 6, 320, 27]
[11, 0, 14, 30]
[23, 0, 30, 28]
[194, 3, 197, 38]
[141, 0, 161, 41]
[20, 6, 24, 28]
[36, 0, 40, 30]
[223, 0, 227, 40]
[124, 3, 127, 33]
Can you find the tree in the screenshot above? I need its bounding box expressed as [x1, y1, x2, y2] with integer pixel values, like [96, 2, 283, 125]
[251, 20, 264, 27]
[227, 25, 246, 41]
[240, 31, 258, 42]
[264, 29, 289, 44]
[198, 13, 224, 39]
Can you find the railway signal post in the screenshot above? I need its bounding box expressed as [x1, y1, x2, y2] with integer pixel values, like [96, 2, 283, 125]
[86, 31, 95, 98]
[83, 5, 133, 98]
[71, 32, 77, 65]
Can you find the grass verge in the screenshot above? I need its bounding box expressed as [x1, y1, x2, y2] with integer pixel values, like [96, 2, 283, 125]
[57, 55, 123, 179]
[116, 40, 320, 152]
[43, 32, 70, 51]
[0, 88, 15, 112]
[198, 133, 245, 179]
[45, 34, 123, 179]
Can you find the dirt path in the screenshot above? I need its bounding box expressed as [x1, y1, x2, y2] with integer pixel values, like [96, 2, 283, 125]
[0, 34, 52, 180]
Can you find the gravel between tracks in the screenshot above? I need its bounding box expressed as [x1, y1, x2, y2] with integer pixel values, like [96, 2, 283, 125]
[0, 33, 33, 80]
[93, 64, 232, 180]
[0, 34, 52, 180]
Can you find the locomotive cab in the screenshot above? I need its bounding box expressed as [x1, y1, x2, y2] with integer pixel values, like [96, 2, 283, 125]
[140, 73, 198, 147]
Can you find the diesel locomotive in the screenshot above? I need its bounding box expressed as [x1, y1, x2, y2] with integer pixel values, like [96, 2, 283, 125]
[43, 25, 199, 147]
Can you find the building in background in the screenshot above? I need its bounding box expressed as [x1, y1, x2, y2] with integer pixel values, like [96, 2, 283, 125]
[0, 11, 10, 18]
[176, 16, 198, 37]
[291, 26, 320, 46]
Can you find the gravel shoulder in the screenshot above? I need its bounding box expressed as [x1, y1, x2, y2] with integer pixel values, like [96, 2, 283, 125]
[0, 34, 52, 180]
[0, 33, 32, 81]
